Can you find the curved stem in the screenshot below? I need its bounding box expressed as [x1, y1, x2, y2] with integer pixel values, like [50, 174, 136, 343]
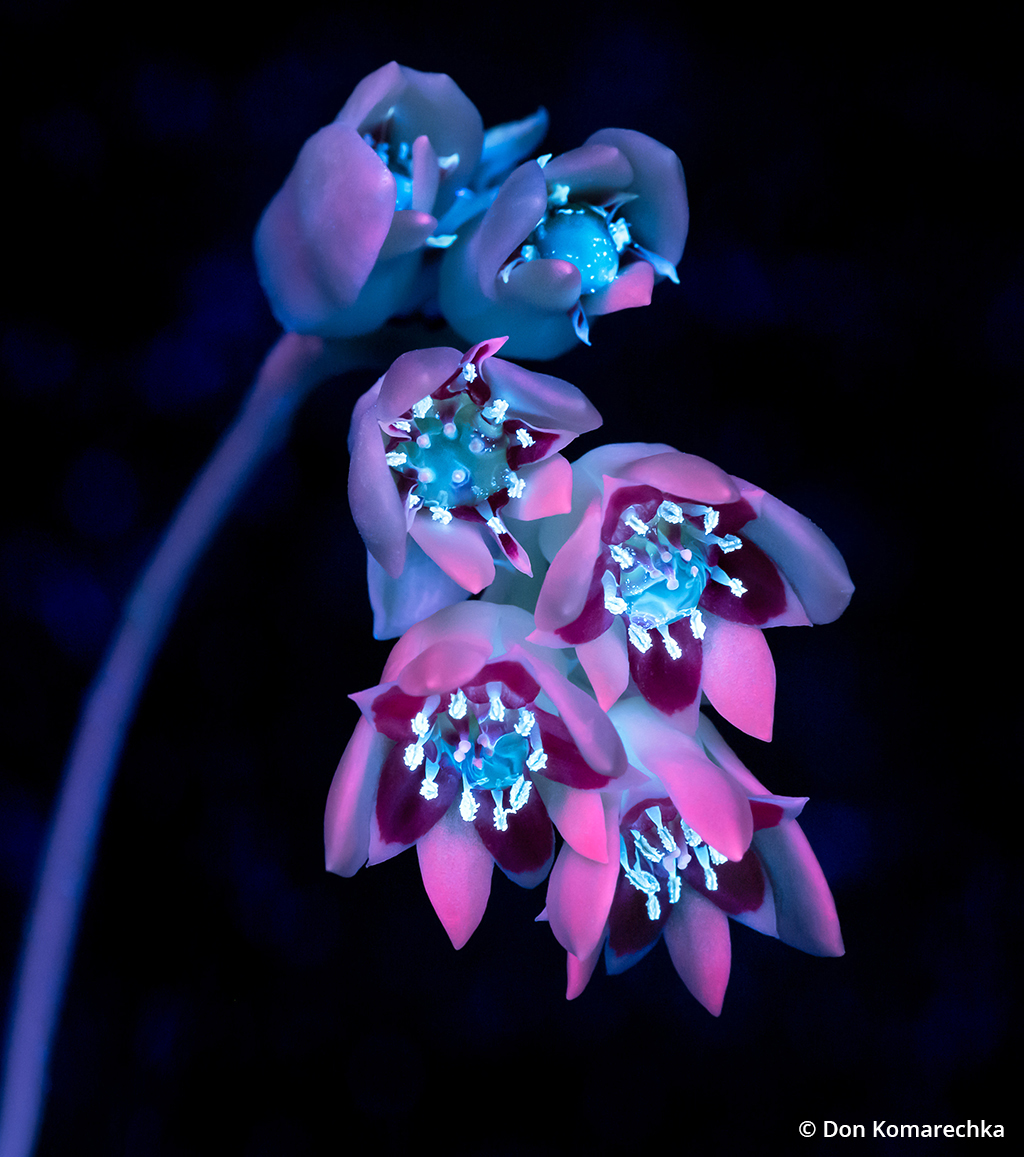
[0, 332, 374, 1157]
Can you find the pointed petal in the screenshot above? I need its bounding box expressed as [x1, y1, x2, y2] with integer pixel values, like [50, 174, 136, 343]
[533, 498, 603, 632]
[409, 513, 496, 593]
[585, 260, 654, 316]
[483, 357, 603, 440]
[566, 943, 603, 1000]
[616, 450, 739, 506]
[376, 345, 463, 417]
[416, 805, 494, 949]
[473, 784, 554, 887]
[546, 797, 620, 959]
[663, 887, 732, 1016]
[701, 617, 776, 741]
[348, 379, 409, 577]
[532, 777, 610, 862]
[506, 454, 573, 520]
[576, 618, 630, 711]
[367, 543, 470, 640]
[324, 717, 389, 876]
[755, 822, 845, 956]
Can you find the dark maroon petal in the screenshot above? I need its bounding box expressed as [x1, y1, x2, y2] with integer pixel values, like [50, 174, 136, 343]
[506, 426, 558, 469]
[533, 708, 610, 789]
[375, 745, 460, 848]
[751, 800, 785, 831]
[700, 538, 787, 625]
[473, 780, 554, 884]
[601, 484, 663, 545]
[370, 687, 429, 742]
[555, 565, 613, 646]
[606, 868, 670, 962]
[466, 660, 541, 708]
[629, 619, 702, 714]
[682, 848, 766, 915]
[713, 497, 757, 537]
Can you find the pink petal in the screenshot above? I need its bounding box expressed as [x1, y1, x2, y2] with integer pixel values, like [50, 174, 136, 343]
[397, 638, 492, 696]
[542, 142, 633, 196]
[410, 134, 440, 214]
[576, 620, 630, 711]
[545, 801, 620, 959]
[616, 450, 740, 505]
[533, 498, 602, 632]
[612, 699, 753, 861]
[381, 600, 513, 682]
[507, 455, 573, 521]
[378, 209, 438, 260]
[472, 160, 549, 288]
[416, 805, 494, 949]
[377, 346, 463, 418]
[324, 717, 390, 877]
[483, 357, 602, 440]
[566, 943, 603, 1000]
[755, 822, 845, 957]
[738, 485, 854, 624]
[585, 261, 654, 316]
[532, 777, 611, 862]
[501, 256, 582, 310]
[366, 542, 470, 640]
[701, 618, 776, 741]
[409, 514, 496, 593]
[663, 886, 732, 1016]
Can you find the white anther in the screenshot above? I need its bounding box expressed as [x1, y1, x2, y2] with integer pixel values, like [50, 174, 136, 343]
[492, 799, 510, 831]
[487, 514, 507, 536]
[430, 505, 453, 524]
[605, 592, 628, 615]
[665, 860, 682, 904]
[419, 764, 439, 800]
[509, 775, 532, 812]
[719, 534, 742, 553]
[385, 451, 408, 467]
[462, 362, 477, 383]
[488, 693, 505, 722]
[708, 846, 728, 866]
[549, 182, 570, 205]
[404, 742, 424, 770]
[507, 472, 526, 499]
[412, 397, 433, 420]
[625, 513, 649, 537]
[628, 623, 653, 653]
[680, 822, 701, 848]
[728, 577, 747, 597]
[662, 632, 682, 660]
[633, 830, 664, 864]
[411, 712, 430, 739]
[526, 748, 548, 772]
[438, 151, 459, 173]
[515, 709, 535, 737]
[703, 508, 720, 534]
[657, 500, 684, 523]
[392, 419, 412, 433]
[516, 427, 535, 447]
[608, 216, 632, 252]
[645, 806, 679, 854]
[610, 543, 635, 567]
[694, 844, 719, 891]
[689, 609, 706, 640]
[536, 153, 552, 168]
[459, 780, 479, 822]
[449, 689, 468, 719]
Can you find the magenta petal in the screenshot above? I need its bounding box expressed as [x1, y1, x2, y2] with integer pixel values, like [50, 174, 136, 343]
[755, 822, 845, 956]
[663, 887, 731, 1016]
[377, 346, 464, 417]
[501, 256, 582, 310]
[739, 487, 855, 624]
[701, 537, 791, 626]
[378, 208, 438, 260]
[473, 782, 554, 887]
[682, 846, 766, 915]
[474, 161, 549, 286]
[606, 866, 671, 968]
[324, 717, 389, 877]
[532, 778, 610, 862]
[701, 617, 776, 741]
[349, 381, 411, 577]
[542, 142, 633, 196]
[483, 357, 602, 441]
[546, 800, 619, 959]
[366, 543, 470, 640]
[566, 943, 603, 1000]
[409, 514, 496, 593]
[585, 261, 654, 317]
[416, 805, 493, 949]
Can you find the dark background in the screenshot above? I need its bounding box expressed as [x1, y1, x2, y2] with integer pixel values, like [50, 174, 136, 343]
[2, 3, 1018, 1153]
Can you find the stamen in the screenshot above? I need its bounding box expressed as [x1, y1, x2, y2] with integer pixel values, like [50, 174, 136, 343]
[509, 775, 532, 812]
[628, 623, 653, 652]
[719, 534, 742, 553]
[507, 472, 526, 499]
[449, 689, 468, 719]
[694, 844, 718, 891]
[411, 397, 433, 420]
[661, 629, 682, 660]
[633, 830, 664, 864]
[419, 762, 439, 800]
[514, 709, 535, 736]
[624, 511, 649, 536]
[657, 500, 684, 523]
[610, 543, 635, 567]
[728, 577, 747, 597]
[430, 505, 453, 524]
[703, 508, 720, 534]
[482, 398, 508, 423]
[548, 182, 570, 205]
[526, 748, 547, 772]
[608, 216, 631, 252]
[488, 693, 505, 722]
[515, 428, 535, 447]
[404, 742, 424, 770]
[411, 712, 430, 738]
[689, 608, 706, 640]
[385, 451, 407, 467]
[492, 789, 510, 831]
[486, 513, 507, 536]
[462, 362, 477, 383]
[416, 433, 431, 448]
[459, 778, 479, 822]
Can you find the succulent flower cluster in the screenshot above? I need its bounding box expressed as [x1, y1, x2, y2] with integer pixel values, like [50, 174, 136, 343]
[260, 63, 853, 1012]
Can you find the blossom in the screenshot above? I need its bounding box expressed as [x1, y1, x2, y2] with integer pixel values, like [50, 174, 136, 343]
[439, 129, 689, 359]
[544, 704, 844, 1013]
[254, 62, 484, 337]
[324, 602, 628, 948]
[530, 443, 854, 736]
[348, 337, 601, 635]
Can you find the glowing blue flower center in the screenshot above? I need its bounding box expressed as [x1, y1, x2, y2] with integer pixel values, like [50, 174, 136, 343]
[621, 802, 726, 922]
[604, 499, 745, 657]
[404, 687, 546, 831]
[384, 365, 531, 527]
[527, 199, 626, 294]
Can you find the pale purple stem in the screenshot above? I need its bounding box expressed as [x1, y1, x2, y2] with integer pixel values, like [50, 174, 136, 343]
[0, 331, 385, 1157]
